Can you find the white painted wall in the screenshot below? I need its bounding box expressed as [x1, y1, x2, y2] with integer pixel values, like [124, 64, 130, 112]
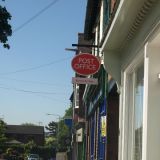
[145, 40, 160, 160]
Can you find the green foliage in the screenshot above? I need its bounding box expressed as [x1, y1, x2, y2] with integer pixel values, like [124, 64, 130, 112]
[24, 140, 37, 154]
[45, 106, 73, 152]
[57, 120, 71, 151]
[45, 136, 57, 147]
[0, 0, 12, 49]
[57, 105, 73, 152]
[55, 106, 72, 151]
[0, 119, 7, 144]
[45, 121, 58, 137]
[0, 144, 56, 159]
[64, 106, 73, 117]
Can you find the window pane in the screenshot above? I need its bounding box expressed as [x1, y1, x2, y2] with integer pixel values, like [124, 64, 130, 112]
[134, 65, 144, 160]
[103, 0, 109, 30]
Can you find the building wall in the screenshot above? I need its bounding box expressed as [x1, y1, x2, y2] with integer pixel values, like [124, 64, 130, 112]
[84, 0, 160, 160]
[5, 125, 45, 145]
[144, 33, 160, 160]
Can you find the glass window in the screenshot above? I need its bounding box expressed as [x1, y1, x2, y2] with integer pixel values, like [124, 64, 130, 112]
[133, 65, 144, 160]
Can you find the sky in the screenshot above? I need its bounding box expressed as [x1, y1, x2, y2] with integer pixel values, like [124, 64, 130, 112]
[0, 0, 87, 126]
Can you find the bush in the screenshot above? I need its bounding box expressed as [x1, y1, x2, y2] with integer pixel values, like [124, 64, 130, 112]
[0, 144, 56, 159]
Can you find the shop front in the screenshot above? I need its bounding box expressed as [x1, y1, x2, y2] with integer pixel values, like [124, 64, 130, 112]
[83, 66, 119, 160]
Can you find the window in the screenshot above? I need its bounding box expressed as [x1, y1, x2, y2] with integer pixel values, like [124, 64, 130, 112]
[74, 84, 79, 109]
[133, 65, 144, 160]
[103, 0, 109, 30]
[123, 63, 144, 160]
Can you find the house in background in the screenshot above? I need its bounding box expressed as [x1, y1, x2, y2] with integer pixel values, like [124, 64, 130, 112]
[5, 125, 45, 146]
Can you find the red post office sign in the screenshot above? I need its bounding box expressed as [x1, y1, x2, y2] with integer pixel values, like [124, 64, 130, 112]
[71, 53, 101, 76]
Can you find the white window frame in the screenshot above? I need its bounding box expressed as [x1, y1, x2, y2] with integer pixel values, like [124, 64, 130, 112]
[120, 49, 146, 160]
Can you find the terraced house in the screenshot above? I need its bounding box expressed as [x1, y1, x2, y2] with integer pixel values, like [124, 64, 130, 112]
[71, 0, 160, 160]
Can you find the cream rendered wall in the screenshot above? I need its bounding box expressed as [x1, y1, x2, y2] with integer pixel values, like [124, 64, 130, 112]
[144, 38, 160, 160]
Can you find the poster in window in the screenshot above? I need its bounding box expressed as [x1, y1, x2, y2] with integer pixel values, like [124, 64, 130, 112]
[101, 116, 107, 137]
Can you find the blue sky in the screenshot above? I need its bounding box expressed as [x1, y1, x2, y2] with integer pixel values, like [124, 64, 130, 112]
[0, 0, 87, 126]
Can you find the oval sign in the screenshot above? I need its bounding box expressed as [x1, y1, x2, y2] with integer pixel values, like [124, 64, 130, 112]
[71, 53, 101, 76]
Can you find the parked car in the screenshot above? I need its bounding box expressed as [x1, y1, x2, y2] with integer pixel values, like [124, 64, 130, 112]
[27, 154, 40, 160]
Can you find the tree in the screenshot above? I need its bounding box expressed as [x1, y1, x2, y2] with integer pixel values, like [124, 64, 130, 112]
[45, 121, 58, 137]
[45, 107, 73, 151]
[57, 106, 73, 151]
[57, 120, 70, 152]
[0, 0, 12, 49]
[45, 136, 57, 147]
[64, 106, 72, 117]
[24, 140, 37, 156]
[0, 119, 7, 144]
